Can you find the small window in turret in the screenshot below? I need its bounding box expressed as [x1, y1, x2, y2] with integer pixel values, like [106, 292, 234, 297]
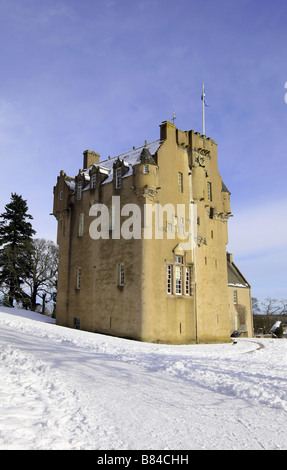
[144, 165, 149, 174]
[59, 191, 63, 200]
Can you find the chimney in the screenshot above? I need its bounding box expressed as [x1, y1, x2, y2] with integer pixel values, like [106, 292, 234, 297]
[159, 120, 177, 141]
[227, 252, 233, 264]
[83, 150, 100, 169]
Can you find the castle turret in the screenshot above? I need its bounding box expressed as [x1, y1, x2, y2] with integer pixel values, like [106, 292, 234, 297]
[133, 146, 159, 201]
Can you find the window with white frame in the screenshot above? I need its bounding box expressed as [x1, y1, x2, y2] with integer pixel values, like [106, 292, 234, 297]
[116, 167, 122, 189]
[185, 267, 191, 295]
[175, 265, 182, 295]
[233, 290, 238, 304]
[77, 181, 83, 200]
[143, 164, 149, 174]
[167, 264, 172, 294]
[76, 267, 81, 290]
[118, 263, 124, 286]
[166, 257, 193, 297]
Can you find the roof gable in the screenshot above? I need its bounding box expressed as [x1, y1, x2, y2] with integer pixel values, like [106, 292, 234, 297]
[227, 260, 250, 288]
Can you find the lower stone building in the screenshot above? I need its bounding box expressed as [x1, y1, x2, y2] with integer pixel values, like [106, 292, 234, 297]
[53, 120, 253, 343]
[227, 253, 253, 336]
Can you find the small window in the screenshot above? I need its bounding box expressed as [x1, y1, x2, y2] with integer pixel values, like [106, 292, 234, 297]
[233, 290, 238, 304]
[143, 165, 149, 174]
[78, 213, 84, 237]
[178, 172, 183, 193]
[174, 255, 183, 264]
[91, 173, 97, 189]
[116, 167, 122, 189]
[59, 191, 63, 200]
[77, 182, 83, 200]
[76, 267, 81, 290]
[207, 182, 212, 201]
[118, 263, 124, 286]
[74, 317, 80, 329]
[167, 264, 172, 294]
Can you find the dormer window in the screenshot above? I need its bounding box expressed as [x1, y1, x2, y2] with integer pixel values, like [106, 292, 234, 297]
[77, 182, 83, 200]
[91, 173, 97, 189]
[116, 167, 122, 189]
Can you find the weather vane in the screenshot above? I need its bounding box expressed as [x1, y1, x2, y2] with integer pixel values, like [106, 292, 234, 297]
[172, 110, 176, 124]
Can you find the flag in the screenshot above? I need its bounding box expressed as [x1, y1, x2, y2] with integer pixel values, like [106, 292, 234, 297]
[201, 91, 210, 107]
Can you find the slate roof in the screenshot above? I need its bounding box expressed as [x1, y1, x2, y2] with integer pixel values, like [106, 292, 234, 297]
[227, 259, 250, 288]
[222, 181, 231, 194]
[96, 139, 162, 170]
[97, 139, 162, 185]
[64, 139, 163, 192]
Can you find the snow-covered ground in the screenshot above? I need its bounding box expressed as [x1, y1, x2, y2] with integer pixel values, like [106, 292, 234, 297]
[0, 307, 286, 450]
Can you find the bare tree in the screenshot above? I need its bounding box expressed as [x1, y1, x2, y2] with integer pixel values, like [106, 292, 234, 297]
[279, 299, 287, 315]
[252, 297, 261, 314]
[260, 298, 287, 315]
[21, 238, 58, 312]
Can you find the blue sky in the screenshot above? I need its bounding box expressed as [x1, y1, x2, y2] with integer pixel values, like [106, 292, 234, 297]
[0, 0, 286, 301]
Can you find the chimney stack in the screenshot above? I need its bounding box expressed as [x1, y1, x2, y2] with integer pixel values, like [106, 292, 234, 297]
[83, 150, 100, 169]
[227, 252, 233, 264]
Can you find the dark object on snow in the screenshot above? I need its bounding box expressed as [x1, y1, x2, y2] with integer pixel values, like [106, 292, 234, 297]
[231, 330, 241, 338]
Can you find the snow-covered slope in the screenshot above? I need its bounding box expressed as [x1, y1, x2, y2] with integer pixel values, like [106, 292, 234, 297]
[0, 307, 286, 450]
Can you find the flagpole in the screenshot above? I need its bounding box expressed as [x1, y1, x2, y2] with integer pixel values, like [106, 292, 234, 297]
[202, 82, 205, 136]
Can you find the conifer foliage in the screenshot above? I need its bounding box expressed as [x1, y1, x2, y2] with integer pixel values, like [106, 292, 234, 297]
[0, 193, 36, 307]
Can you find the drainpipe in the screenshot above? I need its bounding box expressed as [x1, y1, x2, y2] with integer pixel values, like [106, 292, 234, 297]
[188, 151, 198, 344]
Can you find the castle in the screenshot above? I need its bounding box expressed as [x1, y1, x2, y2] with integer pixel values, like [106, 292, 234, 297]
[53, 121, 253, 343]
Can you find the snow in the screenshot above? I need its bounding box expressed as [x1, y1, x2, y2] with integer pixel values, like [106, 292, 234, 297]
[0, 307, 287, 450]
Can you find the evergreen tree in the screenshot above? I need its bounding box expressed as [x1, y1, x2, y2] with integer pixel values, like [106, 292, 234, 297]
[0, 193, 36, 307]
